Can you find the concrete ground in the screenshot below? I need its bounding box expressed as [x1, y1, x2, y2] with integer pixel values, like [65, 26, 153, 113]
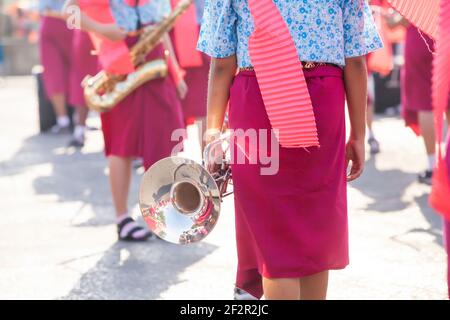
[0, 76, 448, 300]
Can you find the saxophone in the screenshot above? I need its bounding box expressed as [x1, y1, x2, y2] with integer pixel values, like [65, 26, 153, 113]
[82, 0, 193, 113]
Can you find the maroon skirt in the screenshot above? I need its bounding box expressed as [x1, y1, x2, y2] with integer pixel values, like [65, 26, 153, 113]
[402, 26, 450, 134]
[170, 29, 209, 120]
[100, 41, 184, 170]
[69, 30, 98, 107]
[181, 52, 210, 119]
[39, 16, 73, 98]
[229, 66, 348, 299]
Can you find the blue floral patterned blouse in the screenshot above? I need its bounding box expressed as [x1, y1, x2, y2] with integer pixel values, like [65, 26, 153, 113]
[195, 0, 206, 24]
[110, 0, 171, 32]
[197, 0, 383, 67]
[38, 0, 65, 12]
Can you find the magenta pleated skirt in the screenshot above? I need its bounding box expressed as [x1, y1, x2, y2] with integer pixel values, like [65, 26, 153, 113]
[39, 16, 73, 99]
[101, 40, 184, 170]
[229, 66, 348, 299]
[402, 26, 450, 133]
[403, 26, 435, 112]
[181, 53, 210, 119]
[69, 30, 98, 107]
[170, 29, 210, 120]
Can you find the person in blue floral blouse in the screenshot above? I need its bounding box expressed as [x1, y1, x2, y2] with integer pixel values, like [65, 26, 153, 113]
[198, 0, 382, 300]
[198, 0, 383, 68]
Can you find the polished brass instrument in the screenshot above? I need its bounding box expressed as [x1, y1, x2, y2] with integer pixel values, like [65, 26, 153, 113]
[82, 0, 193, 113]
[139, 134, 232, 244]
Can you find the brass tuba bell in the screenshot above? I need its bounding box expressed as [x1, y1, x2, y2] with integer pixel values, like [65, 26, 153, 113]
[139, 135, 232, 244]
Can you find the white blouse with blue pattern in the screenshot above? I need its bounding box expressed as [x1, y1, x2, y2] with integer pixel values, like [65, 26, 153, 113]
[110, 0, 171, 32]
[197, 0, 383, 67]
[38, 0, 65, 12]
[195, 0, 206, 24]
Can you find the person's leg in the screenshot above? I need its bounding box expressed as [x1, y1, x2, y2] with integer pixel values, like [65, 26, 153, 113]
[48, 93, 70, 133]
[109, 155, 153, 240]
[39, 18, 71, 133]
[367, 102, 374, 133]
[70, 106, 89, 147]
[76, 106, 89, 127]
[299, 271, 329, 300]
[366, 72, 379, 154]
[419, 111, 436, 156]
[50, 93, 67, 118]
[263, 271, 331, 300]
[262, 277, 300, 300]
[367, 102, 380, 154]
[108, 156, 132, 217]
[418, 111, 436, 184]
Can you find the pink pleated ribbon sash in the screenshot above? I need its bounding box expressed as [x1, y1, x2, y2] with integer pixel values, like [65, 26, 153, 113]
[429, 0, 450, 218]
[247, 0, 319, 148]
[387, 0, 440, 38]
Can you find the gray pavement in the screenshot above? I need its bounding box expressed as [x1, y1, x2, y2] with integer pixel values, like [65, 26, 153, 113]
[0, 76, 448, 300]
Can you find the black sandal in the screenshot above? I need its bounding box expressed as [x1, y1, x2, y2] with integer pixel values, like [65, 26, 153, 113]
[368, 137, 380, 155]
[418, 170, 433, 186]
[117, 217, 155, 242]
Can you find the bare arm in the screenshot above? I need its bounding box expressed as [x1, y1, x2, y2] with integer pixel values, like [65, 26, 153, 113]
[206, 56, 237, 139]
[62, 0, 126, 41]
[344, 56, 367, 142]
[344, 56, 367, 181]
[204, 56, 237, 171]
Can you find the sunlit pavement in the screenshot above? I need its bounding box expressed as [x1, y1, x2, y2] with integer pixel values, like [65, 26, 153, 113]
[0, 76, 447, 299]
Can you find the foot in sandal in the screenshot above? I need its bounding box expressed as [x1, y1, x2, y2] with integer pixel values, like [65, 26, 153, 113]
[117, 214, 155, 242]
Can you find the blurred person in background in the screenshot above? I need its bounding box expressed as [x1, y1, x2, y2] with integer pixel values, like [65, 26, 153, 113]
[64, 0, 186, 241]
[170, 0, 209, 149]
[367, 0, 406, 155]
[401, 23, 450, 185]
[4, 3, 40, 43]
[0, 43, 4, 76]
[67, 27, 98, 148]
[366, 0, 386, 155]
[38, 0, 73, 134]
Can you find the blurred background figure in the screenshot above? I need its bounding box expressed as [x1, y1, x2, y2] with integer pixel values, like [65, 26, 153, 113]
[367, 0, 387, 155]
[38, 0, 73, 134]
[367, 0, 406, 155]
[171, 0, 209, 151]
[401, 24, 450, 185]
[70, 0, 186, 241]
[0, 42, 4, 77]
[0, 1, 40, 75]
[67, 28, 97, 148]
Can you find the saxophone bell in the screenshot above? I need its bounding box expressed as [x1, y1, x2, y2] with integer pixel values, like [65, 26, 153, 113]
[82, 59, 168, 112]
[82, 0, 193, 112]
